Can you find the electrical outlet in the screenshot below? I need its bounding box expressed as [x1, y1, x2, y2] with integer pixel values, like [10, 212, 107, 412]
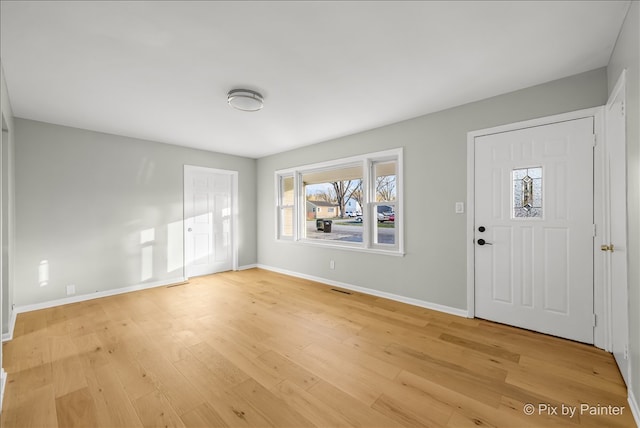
[66, 284, 76, 296]
[329, 260, 335, 270]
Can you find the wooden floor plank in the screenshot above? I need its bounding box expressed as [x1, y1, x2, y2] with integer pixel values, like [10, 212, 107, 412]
[307, 380, 405, 427]
[271, 379, 356, 428]
[292, 342, 385, 406]
[231, 378, 315, 427]
[55, 387, 99, 428]
[373, 392, 452, 427]
[172, 354, 274, 427]
[180, 402, 229, 428]
[4, 384, 58, 428]
[134, 349, 205, 416]
[49, 335, 88, 398]
[1, 268, 634, 428]
[102, 337, 157, 402]
[84, 363, 144, 428]
[132, 390, 186, 428]
[256, 350, 320, 391]
[187, 341, 251, 389]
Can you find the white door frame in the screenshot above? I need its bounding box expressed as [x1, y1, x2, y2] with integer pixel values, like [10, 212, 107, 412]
[604, 70, 629, 372]
[183, 165, 239, 279]
[466, 106, 607, 349]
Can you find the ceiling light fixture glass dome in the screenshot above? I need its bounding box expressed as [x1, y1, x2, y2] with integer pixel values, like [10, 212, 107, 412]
[227, 89, 264, 112]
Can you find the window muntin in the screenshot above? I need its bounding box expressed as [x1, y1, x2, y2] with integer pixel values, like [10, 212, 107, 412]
[276, 149, 403, 254]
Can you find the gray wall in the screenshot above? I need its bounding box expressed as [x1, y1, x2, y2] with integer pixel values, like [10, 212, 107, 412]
[257, 68, 608, 310]
[607, 0, 640, 409]
[14, 119, 257, 306]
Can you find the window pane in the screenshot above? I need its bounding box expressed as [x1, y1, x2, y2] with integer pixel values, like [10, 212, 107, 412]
[374, 161, 397, 202]
[280, 207, 293, 237]
[281, 176, 294, 205]
[373, 202, 395, 245]
[303, 164, 363, 243]
[278, 175, 295, 239]
[513, 167, 542, 218]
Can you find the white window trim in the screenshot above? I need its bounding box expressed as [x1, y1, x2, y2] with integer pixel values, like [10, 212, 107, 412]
[275, 148, 404, 255]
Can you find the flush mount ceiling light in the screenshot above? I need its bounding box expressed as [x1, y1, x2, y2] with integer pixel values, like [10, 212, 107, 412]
[227, 89, 264, 112]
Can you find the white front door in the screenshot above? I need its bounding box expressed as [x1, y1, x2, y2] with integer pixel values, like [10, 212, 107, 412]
[474, 117, 594, 344]
[606, 75, 629, 385]
[184, 165, 235, 278]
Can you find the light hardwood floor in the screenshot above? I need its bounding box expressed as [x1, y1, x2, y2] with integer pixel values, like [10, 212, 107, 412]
[1, 268, 634, 427]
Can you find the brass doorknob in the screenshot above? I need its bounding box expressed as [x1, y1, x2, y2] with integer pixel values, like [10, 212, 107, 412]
[600, 244, 614, 252]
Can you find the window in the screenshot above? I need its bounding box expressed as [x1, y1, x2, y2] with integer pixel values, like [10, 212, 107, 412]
[303, 162, 364, 243]
[513, 167, 543, 218]
[372, 160, 397, 246]
[277, 174, 294, 239]
[276, 148, 403, 254]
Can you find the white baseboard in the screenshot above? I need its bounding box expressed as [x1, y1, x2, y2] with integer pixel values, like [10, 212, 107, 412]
[1, 368, 6, 413]
[238, 264, 258, 271]
[11, 276, 186, 319]
[1, 309, 16, 342]
[256, 264, 469, 318]
[629, 387, 640, 428]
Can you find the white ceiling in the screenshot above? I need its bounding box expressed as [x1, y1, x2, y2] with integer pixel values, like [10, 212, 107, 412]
[0, 1, 631, 158]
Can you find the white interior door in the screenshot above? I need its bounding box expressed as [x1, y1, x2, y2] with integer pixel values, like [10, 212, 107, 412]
[605, 75, 629, 385]
[475, 117, 594, 344]
[184, 165, 235, 278]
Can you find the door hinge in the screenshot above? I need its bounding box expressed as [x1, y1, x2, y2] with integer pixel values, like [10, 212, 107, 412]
[592, 314, 597, 327]
[592, 134, 597, 147]
[621, 101, 625, 117]
[593, 224, 597, 237]
[624, 344, 629, 360]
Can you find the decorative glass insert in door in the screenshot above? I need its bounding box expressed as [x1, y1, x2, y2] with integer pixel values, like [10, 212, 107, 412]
[513, 167, 542, 218]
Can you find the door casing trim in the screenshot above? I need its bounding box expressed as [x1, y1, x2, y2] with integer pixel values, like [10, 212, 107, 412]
[466, 107, 606, 349]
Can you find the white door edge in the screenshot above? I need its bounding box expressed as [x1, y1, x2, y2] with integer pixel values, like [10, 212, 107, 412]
[605, 69, 629, 383]
[604, 70, 626, 353]
[183, 165, 239, 280]
[466, 106, 606, 349]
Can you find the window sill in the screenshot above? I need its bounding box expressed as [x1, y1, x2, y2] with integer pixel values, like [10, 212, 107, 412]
[276, 238, 405, 257]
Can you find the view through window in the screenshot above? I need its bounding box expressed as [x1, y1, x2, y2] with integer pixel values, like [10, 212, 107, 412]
[276, 149, 403, 254]
[304, 164, 364, 243]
